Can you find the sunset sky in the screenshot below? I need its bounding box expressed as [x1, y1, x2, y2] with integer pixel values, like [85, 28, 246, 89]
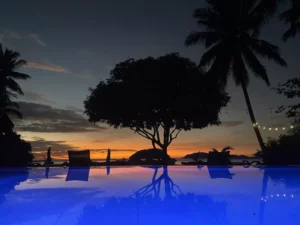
[1, 0, 299, 160]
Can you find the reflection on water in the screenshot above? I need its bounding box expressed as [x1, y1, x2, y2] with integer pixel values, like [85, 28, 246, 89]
[0, 166, 299, 225]
[66, 168, 90, 181]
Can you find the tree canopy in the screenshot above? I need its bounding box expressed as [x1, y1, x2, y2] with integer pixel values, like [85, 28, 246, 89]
[274, 77, 300, 118]
[0, 132, 34, 167]
[84, 53, 229, 154]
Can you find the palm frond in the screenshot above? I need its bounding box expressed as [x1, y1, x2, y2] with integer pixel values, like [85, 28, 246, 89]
[4, 108, 22, 119]
[185, 31, 221, 47]
[14, 59, 27, 69]
[242, 47, 270, 86]
[211, 148, 219, 153]
[6, 91, 18, 99]
[254, 0, 284, 18]
[7, 78, 24, 95]
[193, 8, 211, 20]
[232, 53, 249, 87]
[4, 100, 20, 109]
[248, 38, 287, 67]
[8, 71, 31, 80]
[221, 146, 234, 152]
[282, 26, 297, 41]
[199, 43, 224, 67]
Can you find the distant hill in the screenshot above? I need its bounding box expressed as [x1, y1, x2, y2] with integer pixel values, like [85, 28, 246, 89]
[183, 152, 252, 159]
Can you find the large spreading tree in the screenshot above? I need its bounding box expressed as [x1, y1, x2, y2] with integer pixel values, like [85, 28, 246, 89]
[84, 53, 230, 155]
[185, 0, 287, 156]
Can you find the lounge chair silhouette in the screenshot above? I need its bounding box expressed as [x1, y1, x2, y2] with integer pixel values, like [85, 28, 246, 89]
[68, 150, 92, 167]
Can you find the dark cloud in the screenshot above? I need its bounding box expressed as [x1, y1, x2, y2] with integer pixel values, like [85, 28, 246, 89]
[20, 90, 54, 103]
[30, 137, 78, 159]
[221, 121, 244, 128]
[14, 101, 106, 133]
[66, 106, 84, 113]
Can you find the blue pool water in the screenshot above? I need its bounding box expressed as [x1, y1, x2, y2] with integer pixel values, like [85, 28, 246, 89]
[0, 166, 299, 225]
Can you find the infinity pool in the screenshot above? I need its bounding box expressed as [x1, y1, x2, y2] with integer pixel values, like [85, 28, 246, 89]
[0, 166, 299, 225]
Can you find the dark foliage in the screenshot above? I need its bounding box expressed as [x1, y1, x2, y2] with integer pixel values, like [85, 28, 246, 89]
[185, 0, 287, 87]
[128, 149, 176, 165]
[0, 44, 30, 128]
[207, 147, 233, 166]
[257, 0, 300, 41]
[280, 0, 300, 41]
[274, 77, 300, 118]
[0, 132, 34, 167]
[84, 53, 229, 154]
[263, 122, 300, 165]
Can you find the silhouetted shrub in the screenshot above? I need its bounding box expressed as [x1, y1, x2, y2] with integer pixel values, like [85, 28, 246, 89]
[264, 126, 300, 165]
[0, 132, 34, 167]
[128, 149, 176, 165]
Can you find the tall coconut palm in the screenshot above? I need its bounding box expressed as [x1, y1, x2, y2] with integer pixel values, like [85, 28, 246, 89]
[0, 44, 30, 129]
[185, 0, 287, 156]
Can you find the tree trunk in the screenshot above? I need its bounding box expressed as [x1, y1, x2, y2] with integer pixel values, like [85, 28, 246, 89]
[152, 140, 157, 149]
[162, 125, 170, 155]
[241, 81, 266, 157]
[161, 145, 168, 165]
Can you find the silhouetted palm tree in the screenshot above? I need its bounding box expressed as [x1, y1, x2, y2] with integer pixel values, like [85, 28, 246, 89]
[185, 0, 287, 155]
[0, 44, 30, 128]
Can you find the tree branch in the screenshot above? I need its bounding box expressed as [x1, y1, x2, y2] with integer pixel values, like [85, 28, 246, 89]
[169, 129, 182, 144]
[154, 124, 161, 143]
[130, 127, 163, 148]
[130, 128, 153, 140]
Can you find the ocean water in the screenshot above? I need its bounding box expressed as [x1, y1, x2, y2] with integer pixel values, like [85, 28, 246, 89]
[0, 166, 299, 225]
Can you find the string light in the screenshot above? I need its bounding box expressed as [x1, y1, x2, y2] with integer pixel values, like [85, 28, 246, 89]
[261, 194, 295, 202]
[253, 122, 296, 132]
